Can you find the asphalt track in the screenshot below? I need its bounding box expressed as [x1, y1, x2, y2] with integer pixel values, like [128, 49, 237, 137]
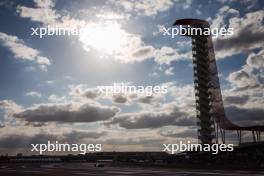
[0, 163, 264, 176]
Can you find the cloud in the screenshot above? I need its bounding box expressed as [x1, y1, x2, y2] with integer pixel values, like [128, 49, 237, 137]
[104, 137, 165, 146]
[109, 0, 174, 16]
[46, 80, 55, 84]
[213, 9, 264, 59]
[131, 46, 155, 61]
[109, 0, 192, 16]
[226, 106, 264, 126]
[159, 128, 197, 138]
[246, 49, 264, 69]
[0, 133, 57, 148]
[17, 0, 60, 26]
[222, 47, 264, 126]
[164, 67, 174, 75]
[18, 0, 153, 64]
[210, 5, 239, 29]
[79, 21, 155, 63]
[34, 0, 55, 8]
[23, 4, 153, 64]
[0, 32, 51, 71]
[16, 0, 193, 65]
[137, 95, 155, 104]
[224, 74, 263, 121]
[95, 12, 129, 20]
[25, 91, 42, 98]
[14, 103, 119, 123]
[0, 100, 23, 119]
[17, 0, 88, 31]
[63, 130, 107, 141]
[112, 94, 128, 104]
[98, 135, 168, 151]
[228, 69, 259, 88]
[48, 94, 66, 104]
[154, 46, 191, 65]
[0, 130, 106, 150]
[227, 49, 264, 91]
[69, 83, 165, 106]
[109, 92, 163, 107]
[70, 85, 101, 100]
[111, 92, 162, 106]
[108, 102, 195, 129]
[166, 83, 195, 109]
[224, 95, 249, 105]
[0, 123, 5, 128]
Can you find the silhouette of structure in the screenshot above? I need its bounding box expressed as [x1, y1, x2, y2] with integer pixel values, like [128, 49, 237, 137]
[2, 143, 264, 170]
[173, 19, 264, 145]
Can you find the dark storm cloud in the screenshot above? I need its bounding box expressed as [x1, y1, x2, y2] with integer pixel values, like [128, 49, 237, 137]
[14, 103, 119, 123]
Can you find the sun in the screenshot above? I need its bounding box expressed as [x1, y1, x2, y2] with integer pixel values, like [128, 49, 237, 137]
[79, 21, 128, 54]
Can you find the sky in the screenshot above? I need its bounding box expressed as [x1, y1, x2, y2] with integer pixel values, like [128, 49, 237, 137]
[0, 0, 263, 154]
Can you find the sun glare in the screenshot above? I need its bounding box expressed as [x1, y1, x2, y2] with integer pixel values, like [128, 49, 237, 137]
[79, 21, 128, 54]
